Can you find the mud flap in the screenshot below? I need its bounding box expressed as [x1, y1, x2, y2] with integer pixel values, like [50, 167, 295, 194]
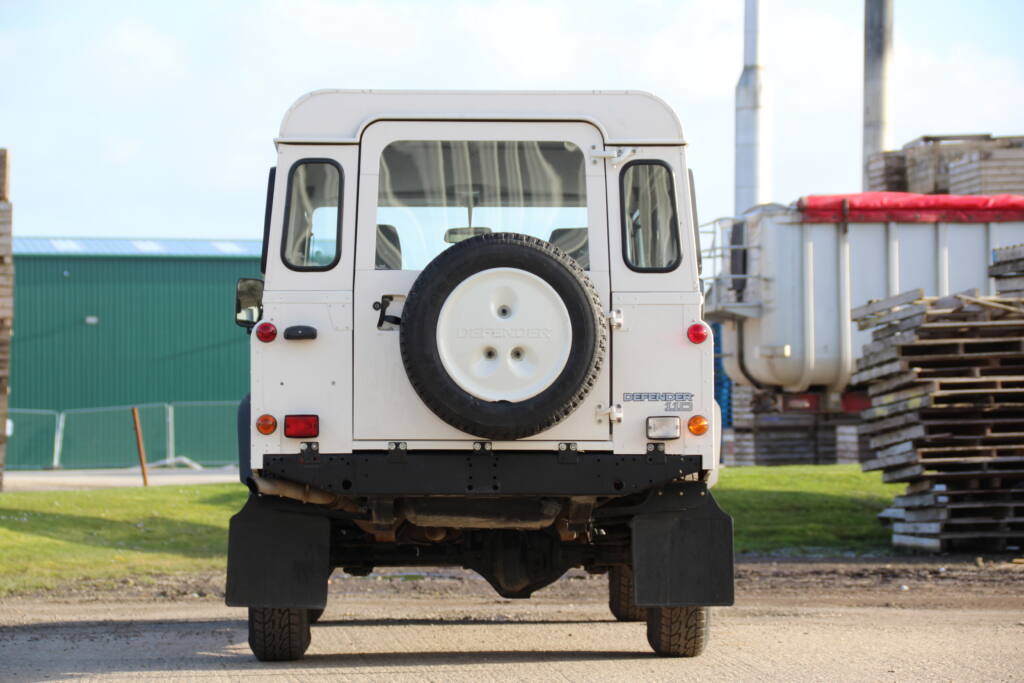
[630, 483, 735, 607]
[225, 494, 331, 609]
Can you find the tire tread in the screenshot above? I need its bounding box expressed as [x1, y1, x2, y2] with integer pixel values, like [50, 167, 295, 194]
[645, 606, 710, 657]
[608, 566, 646, 622]
[248, 607, 311, 661]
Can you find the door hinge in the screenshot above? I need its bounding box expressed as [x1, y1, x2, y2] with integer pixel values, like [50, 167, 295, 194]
[595, 403, 624, 424]
[589, 146, 638, 166]
[606, 308, 624, 330]
[589, 146, 634, 165]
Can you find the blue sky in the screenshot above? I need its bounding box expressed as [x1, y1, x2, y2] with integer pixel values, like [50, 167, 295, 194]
[2, 0, 1023, 239]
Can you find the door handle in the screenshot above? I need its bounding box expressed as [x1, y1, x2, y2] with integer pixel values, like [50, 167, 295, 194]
[373, 295, 402, 329]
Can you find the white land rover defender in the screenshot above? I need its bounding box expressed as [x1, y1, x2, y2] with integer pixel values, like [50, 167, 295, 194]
[227, 90, 733, 661]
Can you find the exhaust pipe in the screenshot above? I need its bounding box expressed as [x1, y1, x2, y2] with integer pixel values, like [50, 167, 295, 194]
[250, 474, 361, 513]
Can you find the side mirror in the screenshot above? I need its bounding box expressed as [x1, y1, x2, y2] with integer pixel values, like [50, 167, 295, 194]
[235, 278, 264, 329]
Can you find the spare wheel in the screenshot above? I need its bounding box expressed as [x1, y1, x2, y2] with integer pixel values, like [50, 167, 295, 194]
[399, 233, 606, 440]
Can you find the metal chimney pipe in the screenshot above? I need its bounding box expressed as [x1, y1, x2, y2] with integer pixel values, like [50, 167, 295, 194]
[735, 0, 770, 215]
[863, 0, 892, 189]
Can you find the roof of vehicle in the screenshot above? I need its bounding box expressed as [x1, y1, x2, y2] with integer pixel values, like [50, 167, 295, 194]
[278, 89, 685, 146]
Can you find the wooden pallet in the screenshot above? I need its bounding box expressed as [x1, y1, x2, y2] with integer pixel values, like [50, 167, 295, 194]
[853, 286, 1024, 551]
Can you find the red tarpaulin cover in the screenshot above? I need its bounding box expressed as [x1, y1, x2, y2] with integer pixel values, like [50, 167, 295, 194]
[798, 192, 1024, 223]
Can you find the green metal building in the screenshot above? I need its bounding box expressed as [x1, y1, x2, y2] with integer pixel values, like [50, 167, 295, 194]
[9, 237, 262, 469]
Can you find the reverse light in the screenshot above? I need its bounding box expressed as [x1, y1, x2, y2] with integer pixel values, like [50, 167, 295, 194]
[647, 416, 681, 440]
[256, 414, 277, 435]
[284, 414, 319, 438]
[688, 415, 709, 436]
[255, 322, 277, 342]
[686, 323, 710, 344]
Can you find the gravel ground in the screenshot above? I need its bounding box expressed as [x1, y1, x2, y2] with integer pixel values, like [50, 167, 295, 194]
[1, 557, 1023, 681]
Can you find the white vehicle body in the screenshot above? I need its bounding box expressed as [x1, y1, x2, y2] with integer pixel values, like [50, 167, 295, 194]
[251, 90, 717, 470]
[227, 91, 732, 663]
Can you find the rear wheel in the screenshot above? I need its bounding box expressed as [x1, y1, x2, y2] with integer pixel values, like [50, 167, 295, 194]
[645, 606, 710, 657]
[248, 607, 311, 661]
[608, 566, 646, 622]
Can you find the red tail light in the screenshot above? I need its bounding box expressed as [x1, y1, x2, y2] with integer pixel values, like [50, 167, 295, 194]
[284, 414, 319, 438]
[255, 322, 277, 342]
[687, 323, 710, 344]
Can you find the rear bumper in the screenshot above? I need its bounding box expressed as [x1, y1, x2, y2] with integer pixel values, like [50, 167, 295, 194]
[262, 451, 702, 497]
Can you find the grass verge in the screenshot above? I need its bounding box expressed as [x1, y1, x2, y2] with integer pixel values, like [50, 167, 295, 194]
[715, 464, 901, 553]
[0, 465, 899, 595]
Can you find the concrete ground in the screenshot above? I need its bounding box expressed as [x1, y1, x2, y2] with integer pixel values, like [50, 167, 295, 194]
[1, 561, 1022, 681]
[2, 467, 239, 491]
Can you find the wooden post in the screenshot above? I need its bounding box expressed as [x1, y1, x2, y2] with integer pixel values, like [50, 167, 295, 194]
[131, 407, 150, 487]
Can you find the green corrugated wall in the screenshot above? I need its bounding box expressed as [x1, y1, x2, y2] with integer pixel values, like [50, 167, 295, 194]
[8, 255, 261, 469]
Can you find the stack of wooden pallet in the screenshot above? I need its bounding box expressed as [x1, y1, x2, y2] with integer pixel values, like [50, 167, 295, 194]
[990, 244, 1024, 297]
[851, 286, 1024, 552]
[0, 149, 11, 491]
[727, 386, 865, 466]
[864, 134, 1024, 194]
[949, 148, 1024, 195]
[865, 151, 907, 192]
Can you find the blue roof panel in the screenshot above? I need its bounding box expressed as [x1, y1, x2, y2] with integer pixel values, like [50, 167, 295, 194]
[13, 237, 263, 258]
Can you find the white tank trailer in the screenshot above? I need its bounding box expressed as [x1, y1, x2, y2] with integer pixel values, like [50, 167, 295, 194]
[706, 194, 1024, 394]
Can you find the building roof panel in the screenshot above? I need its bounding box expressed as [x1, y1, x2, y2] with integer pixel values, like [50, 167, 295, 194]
[13, 237, 263, 258]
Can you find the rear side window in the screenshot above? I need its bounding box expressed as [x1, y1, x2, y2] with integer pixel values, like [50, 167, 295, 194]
[281, 159, 342, 270]
[620, 161, 681, 272]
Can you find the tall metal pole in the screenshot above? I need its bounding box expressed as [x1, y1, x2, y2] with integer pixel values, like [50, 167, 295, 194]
[863, 0, 893, 189]
[735, 0, 771, 216]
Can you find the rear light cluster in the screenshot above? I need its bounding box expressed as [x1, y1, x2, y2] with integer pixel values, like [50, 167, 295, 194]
[688, 415, 709, 436]
[256, 414, 277, 435]
[255, 322, 277, 342]
[686, 322, 710, 344]
[255, 414, 319, 438]
[284, 415, 319, 438]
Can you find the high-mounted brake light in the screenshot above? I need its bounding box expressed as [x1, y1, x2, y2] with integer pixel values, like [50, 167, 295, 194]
[256, 414, 277, 435]
[255, 322, 277, 342]
[284, 414, 319, 438]
[687, 323, 710, 344]
[688, 415, 709, 436]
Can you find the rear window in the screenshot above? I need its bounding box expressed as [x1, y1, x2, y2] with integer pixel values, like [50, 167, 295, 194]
[281, 159, 342, 270]
[375, 140, 588, 270]
[620, 161, 681, 272]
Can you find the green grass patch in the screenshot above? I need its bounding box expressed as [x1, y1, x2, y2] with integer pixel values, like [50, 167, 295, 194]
[0, 465, 900, 595]
[0, 484, 246, 595]
[715, 464, 901, 554]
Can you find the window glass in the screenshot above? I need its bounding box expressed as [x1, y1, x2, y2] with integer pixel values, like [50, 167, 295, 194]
[621, 162, 681, 271]
[376, 141, 588, 270]
[282, 161, 341, 269]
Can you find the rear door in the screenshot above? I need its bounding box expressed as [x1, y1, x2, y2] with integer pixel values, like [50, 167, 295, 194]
[352, 120, 611, 447]
[605, 148, 715, 461]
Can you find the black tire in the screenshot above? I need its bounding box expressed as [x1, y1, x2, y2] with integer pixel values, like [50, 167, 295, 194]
[608, 566, 646, 622]
[645, 606, 710, 657]
[307, 607, 325, 624]
[400, 233, 607, 440]
[248, 607, 311, 661]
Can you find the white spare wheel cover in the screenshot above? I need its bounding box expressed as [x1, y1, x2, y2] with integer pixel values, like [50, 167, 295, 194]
[436, 267, 573, 402]
[398, 232, 606, 440]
